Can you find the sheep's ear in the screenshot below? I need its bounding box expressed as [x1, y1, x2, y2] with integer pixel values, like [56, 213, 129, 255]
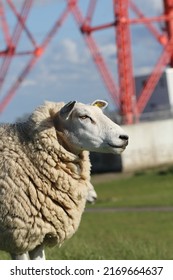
[59, 101, 76, 120]
[91, 100, 108, 110]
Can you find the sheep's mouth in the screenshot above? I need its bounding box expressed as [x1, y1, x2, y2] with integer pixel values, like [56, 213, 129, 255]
[108, 142, 128, 149]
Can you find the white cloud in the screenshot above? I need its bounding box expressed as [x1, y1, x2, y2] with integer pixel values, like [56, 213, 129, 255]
[135, 66, 153, 76]
[58, 39, 90, 64]
[22, 79, 37, 87]
[61, 39, 80, 64]
[151, 0, 163, 13]
[100, 43, 116, 58]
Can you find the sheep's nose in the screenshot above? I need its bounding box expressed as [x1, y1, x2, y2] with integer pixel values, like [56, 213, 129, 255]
[119, 134, 129, 141]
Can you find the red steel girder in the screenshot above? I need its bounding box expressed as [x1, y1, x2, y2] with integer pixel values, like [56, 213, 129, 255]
[0, 0, 121, 116]
[129, 0, 168, 46]
[68, 0, 120, 106]
[0, 6, 69, 113]
[0, 1, 12, 46]
[85, 0, 97, 25]
[8, 0, 37, 48]
[136, 0, 173, 116]
[164, 0, 173, 65]
[114, 0, 136, 124]
[137, 37, 173, 114]
[0, 0, 33, 93]
[0, 0, 173, 124]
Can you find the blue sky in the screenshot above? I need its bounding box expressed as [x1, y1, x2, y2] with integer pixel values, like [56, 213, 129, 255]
[0, 0, 163, 122]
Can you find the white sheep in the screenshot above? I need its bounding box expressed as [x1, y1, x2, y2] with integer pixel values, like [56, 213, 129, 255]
[10, 182, 97, 260]
[86, 182, 97, 204]
[0, 100, 128, 260]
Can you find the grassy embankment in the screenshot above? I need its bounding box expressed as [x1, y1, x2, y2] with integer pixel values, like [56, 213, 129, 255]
[1, 166, 173, 260]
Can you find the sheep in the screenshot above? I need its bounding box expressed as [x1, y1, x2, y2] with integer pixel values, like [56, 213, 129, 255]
[0, 99, 128, 260]
[86, 182, 97, 204]
[10, 182, 97, 260]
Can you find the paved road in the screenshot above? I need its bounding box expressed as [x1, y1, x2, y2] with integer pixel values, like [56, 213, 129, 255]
[86, 206, 173, 212]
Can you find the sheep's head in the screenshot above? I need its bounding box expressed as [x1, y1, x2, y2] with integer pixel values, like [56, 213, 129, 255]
[54, 100, 128, 155]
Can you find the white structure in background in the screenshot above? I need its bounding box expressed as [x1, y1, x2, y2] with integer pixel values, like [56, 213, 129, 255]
[122, 118, 173, 172]
[122, 70, 173, 171]
[165, 68, 173, 111]
[91, 69, 173, 173]
[135, 69, 172, 118]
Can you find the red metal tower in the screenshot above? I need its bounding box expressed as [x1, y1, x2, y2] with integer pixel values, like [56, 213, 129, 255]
[0, 0, 173, 124]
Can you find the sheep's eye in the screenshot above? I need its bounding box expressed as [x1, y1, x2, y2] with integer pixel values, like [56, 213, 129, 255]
[79, 115, 95, 124]
[79, 115, 89, 120]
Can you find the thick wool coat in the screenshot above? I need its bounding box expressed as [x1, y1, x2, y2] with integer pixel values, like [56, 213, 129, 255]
[0, 102, 90, 254]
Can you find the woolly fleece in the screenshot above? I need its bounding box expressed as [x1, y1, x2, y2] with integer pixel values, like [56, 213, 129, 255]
[0, 102, 91, 254]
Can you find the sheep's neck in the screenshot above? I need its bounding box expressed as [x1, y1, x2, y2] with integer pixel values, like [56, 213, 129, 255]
[56, 130, 83, 156]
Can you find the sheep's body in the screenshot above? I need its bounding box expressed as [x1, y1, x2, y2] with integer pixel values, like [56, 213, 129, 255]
[0, 100, 128, 259]
[0, 102, 90, 255]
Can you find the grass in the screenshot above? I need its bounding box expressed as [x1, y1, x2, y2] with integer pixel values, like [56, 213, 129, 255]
[45, 211, 173, 260]
[1, 166, 173, 260]
[90, 166, 173, 208]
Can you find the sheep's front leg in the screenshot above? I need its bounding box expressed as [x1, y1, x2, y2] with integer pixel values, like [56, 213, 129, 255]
[11, 252, 30, 260]
[29, 244, 46, 260]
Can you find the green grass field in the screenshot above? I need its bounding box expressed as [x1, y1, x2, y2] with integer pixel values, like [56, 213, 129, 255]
[1, 166, 173, 260]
